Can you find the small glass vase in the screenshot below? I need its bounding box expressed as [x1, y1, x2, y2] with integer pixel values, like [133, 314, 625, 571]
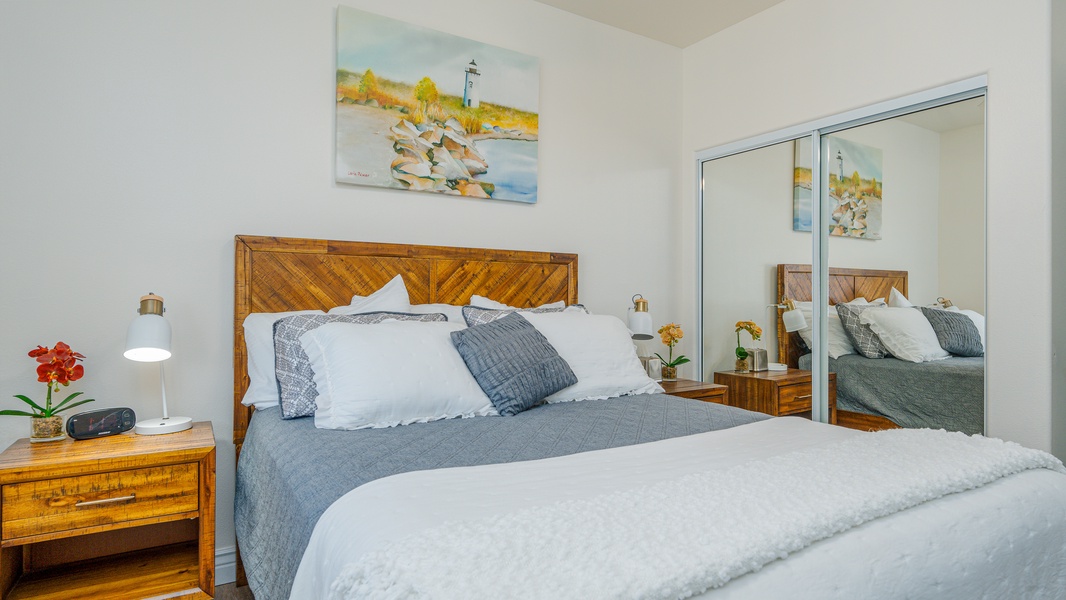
[30, 416, 65, 443]
[661, 365, 678, 381]
[735, 357, 750, 373]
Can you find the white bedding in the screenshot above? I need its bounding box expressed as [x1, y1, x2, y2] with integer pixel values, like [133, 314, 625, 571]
[292, 418, 1066, 599]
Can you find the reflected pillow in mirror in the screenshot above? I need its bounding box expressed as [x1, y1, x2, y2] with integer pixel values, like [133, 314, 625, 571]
[835, 303, 891, 359]
[919, 307, 983, 357]
[859, 307, 950, 363]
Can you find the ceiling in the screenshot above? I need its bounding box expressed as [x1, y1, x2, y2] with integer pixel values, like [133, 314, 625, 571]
[897, 97, 986, 133]
[534, 0, 787, 48]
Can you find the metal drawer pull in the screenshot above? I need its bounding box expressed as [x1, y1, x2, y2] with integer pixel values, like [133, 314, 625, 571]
[75, 494, 136, 507]
[794, 394, 812, 401]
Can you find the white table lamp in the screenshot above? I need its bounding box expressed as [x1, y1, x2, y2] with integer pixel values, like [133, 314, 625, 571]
[124, 294, 191, 435]
[780, 299, 807, 333]
[628, 294, 654, 340]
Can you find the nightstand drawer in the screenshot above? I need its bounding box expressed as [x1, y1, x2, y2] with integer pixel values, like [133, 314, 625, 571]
[2, 463, 199, 541]
[778, 384, 814, 414]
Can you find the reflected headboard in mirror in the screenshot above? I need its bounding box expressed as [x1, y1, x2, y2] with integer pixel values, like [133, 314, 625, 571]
[233, 235, 578, 450]
[776, 264, 907, 368]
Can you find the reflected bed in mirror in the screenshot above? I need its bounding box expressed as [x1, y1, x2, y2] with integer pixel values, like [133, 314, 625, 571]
[777, 264, 984, 434]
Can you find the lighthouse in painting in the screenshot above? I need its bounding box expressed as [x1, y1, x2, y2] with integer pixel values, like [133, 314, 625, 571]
[463, 60, 480, 108]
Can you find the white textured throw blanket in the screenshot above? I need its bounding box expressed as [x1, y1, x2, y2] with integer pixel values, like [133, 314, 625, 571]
[328, 429, 1064, 600]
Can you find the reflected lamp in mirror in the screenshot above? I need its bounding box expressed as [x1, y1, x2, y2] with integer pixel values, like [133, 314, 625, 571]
[775, 298, 807, 333]
[764, 298, 809, 332]
[124, 293, 192, 435]
[627, 294, 653, 340]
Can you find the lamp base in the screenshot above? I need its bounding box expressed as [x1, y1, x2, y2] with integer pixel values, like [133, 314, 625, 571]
[135, 415, 193, 435]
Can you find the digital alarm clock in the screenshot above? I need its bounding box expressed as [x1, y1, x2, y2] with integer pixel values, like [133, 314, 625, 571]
[65, 408, 136, 440]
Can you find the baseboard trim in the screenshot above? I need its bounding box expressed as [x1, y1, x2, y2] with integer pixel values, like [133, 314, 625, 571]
[216, 545, 237, 585]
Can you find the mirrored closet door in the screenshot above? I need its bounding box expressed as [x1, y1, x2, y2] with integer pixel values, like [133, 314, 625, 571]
[699, 92, 986, 434]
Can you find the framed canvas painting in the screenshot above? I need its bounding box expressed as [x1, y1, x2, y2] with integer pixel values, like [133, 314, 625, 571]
[336, 6, 540, 203]
[793, 136, 883, 239]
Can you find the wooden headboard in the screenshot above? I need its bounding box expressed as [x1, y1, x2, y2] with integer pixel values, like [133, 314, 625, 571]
[233, 235, 578, 449]
[776, 264, 907, 368]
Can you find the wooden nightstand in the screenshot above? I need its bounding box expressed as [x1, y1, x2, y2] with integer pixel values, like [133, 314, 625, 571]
[660, 379, 728, 404]
[712, 370, 837, 423]
[0, 421, 215, 599]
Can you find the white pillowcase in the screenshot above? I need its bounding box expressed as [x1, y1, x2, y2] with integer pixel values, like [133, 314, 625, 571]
[520, 312, 662, 403]
[242, 309, 324, 409]
[795, 299, 868, 359]
[299, 321, 496, 429]
[859, 307, 950, 363]
[328, 275, 411, 315]
[470, 295, 565, 311]
[888, 287, 913, 308]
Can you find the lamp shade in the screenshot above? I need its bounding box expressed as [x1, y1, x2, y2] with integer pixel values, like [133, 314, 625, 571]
[124, 294, 171, 362]
[124, 314, 171, 362]
[627, 294, 653, 340]
[782, 306, 807, 333]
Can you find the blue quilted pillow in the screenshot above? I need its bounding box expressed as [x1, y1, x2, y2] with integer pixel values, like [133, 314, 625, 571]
[450, 313, 577, 416]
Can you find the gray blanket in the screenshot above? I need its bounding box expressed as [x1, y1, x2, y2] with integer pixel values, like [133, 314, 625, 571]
[235, 394, 769, 600]
[800, 354, 983, 434]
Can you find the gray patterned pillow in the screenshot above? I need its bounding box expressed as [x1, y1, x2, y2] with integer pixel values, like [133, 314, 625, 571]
[835, 304, 890, 359]
[273, 311, 447, 419]
[461, 304, 587, 328]
[450, 313, 577, 416]
[920, 307, 984, 357]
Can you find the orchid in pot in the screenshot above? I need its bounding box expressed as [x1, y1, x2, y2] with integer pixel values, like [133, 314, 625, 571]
[655, 323, 690, 381]
[734, 321, 763, 373]
[3, 342, 94, 442]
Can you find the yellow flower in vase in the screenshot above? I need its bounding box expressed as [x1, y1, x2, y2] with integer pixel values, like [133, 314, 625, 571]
[655, 323, 690, 369]
[734, 321, 763, 360]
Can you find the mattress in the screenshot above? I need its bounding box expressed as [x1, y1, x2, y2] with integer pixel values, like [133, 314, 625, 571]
[234, 394, 770, 600]
[799, 353, 983, 433]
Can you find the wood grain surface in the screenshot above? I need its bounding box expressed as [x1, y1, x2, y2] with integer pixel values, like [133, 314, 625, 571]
[712, 370, 836, 423]
[2, 463, 198, 541]
[659, 379, 728, 403]
[0, 422, 215, 599]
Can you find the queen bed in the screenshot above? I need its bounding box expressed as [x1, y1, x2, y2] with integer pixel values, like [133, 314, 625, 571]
[233, 237, 1065, 599]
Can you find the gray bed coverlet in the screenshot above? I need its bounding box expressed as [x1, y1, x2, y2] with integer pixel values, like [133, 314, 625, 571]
[799, 354, 983, 434]
[235, 394, 769, 599]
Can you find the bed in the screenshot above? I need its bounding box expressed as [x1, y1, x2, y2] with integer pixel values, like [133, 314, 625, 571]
[777, 264, 985, 433]
[232, 237, 1065, 599]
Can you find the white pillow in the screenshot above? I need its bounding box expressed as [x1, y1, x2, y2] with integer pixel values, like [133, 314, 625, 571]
[888, 287, 913, 308]
[520, 312, 662, 403]
[859, 307, 950, 363]
[299, 321, 496, 429]
[328, 275, 411, 315]
[407, 303, 465, 324]
[470, 295, 565, 310]
[241, 309, 324, 409]
[959, 309, 986, 348]
[795, 299, 867, 359]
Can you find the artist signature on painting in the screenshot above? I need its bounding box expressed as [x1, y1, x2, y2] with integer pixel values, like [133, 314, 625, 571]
[347, 171, 371, 178]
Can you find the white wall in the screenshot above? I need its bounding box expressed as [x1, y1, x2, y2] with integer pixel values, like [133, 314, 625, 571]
[938, 123, 986, 313]
[682, 0, 1058, 457]
[1052, 0, 1066, 462]
[701, 120, 941, 374]
[0, 0, 683, 565]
